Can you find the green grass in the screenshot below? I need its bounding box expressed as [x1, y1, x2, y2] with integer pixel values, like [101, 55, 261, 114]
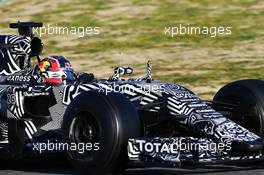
[30, 0, 264, 49]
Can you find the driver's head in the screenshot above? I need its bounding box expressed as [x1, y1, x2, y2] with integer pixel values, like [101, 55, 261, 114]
[35, 56, 74, 84]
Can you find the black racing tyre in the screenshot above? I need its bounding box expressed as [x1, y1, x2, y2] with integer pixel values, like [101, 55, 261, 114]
[62, 91, 141, 174]
[213, 79, 264, 139]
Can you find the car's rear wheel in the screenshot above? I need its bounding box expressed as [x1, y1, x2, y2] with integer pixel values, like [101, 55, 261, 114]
[213, 79, 264, 138]
[62, 91, 141, 174]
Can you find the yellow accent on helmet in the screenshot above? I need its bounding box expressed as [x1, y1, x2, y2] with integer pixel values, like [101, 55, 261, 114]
[39, 61, 51, 72]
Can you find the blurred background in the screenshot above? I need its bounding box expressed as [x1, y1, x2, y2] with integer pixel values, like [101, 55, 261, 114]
[0, 0, 263, 99]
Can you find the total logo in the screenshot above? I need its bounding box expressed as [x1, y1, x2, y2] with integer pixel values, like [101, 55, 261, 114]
[134, 140, 180, 154]
[7, 75, 31, 82]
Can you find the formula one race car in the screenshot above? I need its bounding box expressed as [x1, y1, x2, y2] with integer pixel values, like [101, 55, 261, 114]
[0, 22, 264, 174]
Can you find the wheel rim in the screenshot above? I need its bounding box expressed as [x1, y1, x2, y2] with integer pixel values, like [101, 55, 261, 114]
[68, 111, 100, 158]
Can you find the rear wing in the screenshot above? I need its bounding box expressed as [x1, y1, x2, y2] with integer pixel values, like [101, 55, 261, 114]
[0, 22, 43, 75]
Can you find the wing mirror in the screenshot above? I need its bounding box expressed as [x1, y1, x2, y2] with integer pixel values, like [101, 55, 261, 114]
[114, 66, 133, 75]
[110, 66, 133, 80]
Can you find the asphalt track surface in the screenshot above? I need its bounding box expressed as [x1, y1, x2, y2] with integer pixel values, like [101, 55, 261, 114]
[0, 158, 264, 175]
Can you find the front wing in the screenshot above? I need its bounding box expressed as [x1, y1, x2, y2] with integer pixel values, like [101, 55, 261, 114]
[128, 137, 263, 166]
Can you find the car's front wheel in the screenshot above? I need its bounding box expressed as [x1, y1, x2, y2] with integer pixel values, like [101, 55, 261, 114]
[62, 91, 141, 174]
[214, 79, 264, 138]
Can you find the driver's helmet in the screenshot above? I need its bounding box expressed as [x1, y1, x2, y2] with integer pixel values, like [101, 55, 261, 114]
[35, 56, 74, 84]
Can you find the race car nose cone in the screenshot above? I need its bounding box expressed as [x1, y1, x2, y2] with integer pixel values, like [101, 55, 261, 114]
[229, 139, 263, 156]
